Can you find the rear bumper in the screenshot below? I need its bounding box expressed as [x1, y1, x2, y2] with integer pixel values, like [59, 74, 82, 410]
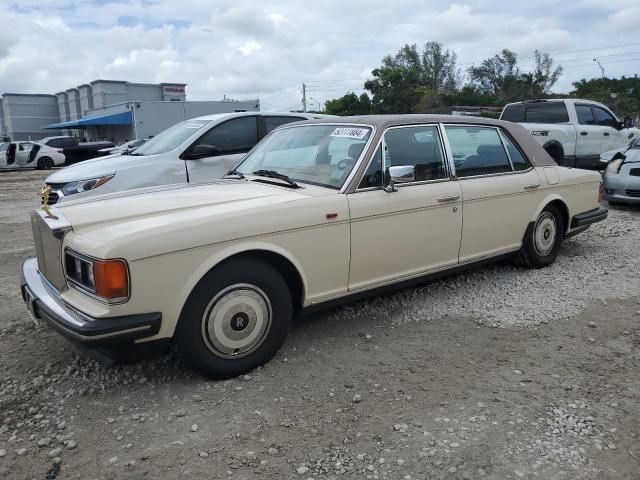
[20, 258, 161, 347]
[570, 207, 608, 229]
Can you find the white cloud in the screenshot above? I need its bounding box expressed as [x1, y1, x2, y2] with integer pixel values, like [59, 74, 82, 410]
[0, 1, 639, 107]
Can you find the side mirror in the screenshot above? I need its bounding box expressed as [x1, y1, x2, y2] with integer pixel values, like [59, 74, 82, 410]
[384, 165, 415, 192]
[624, 116, 635, 129]
[188, 144, 221, 159]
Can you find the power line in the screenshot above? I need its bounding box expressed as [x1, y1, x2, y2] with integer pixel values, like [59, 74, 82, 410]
[458, 42, 640, 67]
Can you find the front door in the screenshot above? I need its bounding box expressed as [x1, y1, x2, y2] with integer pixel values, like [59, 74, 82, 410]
[444, 125, 543, 263]
[186, 116, 259, 184]
[348, 125, 463, 291]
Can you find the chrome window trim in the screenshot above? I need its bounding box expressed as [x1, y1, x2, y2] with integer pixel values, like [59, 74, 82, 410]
[64, 248, 131, 305]
[353, 123, 451, 192]
[442, 123, 537, 180]
[496, 128, 515, 170]
[438, 123, 458, 180]
[497, 129, 533, 172]
[354, 140, 383, 191]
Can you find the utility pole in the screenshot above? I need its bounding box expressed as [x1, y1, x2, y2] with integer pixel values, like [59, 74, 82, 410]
[593, 58, 605, 79]
[302, 83, 307, 112]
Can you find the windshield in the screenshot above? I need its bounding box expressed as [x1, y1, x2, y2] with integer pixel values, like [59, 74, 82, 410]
[132, 119, 213, 156]
[235, 124, 372, 189]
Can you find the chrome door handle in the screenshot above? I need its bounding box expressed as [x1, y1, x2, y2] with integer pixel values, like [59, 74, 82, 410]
[603, 132, 610, 136]
[437, 195, 460, 202]
[524, 183, 541, 190]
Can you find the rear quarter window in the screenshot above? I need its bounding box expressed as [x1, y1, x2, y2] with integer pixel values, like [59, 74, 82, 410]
[501, 104, 526, 122]
[524, 103, 569, 124]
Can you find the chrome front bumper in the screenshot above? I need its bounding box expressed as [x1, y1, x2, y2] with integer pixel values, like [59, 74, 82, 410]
[20, 258, 161, 346]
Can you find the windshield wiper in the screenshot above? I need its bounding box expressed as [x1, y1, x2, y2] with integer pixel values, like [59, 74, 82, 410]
[251, 169, 300, 188]
[224, 169, 246, 179]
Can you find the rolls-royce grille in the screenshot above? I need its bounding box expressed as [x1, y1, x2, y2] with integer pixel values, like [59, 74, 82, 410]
[625, 189, 640, 198]
[30, 211, 67, 291]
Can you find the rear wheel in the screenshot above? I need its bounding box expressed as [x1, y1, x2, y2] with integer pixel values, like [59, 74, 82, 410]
[516, 204, 565, 268]
[36, 157, 54, 170]
[176, 259, 292, 379]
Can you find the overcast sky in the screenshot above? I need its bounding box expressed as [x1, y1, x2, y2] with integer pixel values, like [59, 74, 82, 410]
[1, 0, 639, 110]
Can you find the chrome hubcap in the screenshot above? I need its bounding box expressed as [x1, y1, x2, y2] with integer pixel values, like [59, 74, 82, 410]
[201, 284, 272, 359]
[534, 212, 556, 256]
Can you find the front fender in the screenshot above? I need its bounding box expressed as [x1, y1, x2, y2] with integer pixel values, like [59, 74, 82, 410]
[172, 241, 309, 335]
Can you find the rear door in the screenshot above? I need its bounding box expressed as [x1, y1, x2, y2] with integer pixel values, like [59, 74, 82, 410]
[186, 116, 259, 184]
[444, 124, 542, 263]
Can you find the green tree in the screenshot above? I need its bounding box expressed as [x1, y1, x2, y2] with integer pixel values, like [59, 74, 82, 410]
[571, 75, 640, 117]
[324, 92, 372, 116]
[468, 49, 562, 102]
[364, 42, 459, 113]
[421, 41, 460, 92]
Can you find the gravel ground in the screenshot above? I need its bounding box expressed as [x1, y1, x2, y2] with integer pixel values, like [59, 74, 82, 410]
[0, 169, 639, 479]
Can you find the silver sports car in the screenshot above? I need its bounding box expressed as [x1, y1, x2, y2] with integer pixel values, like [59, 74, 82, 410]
[602, 137, 640, 205]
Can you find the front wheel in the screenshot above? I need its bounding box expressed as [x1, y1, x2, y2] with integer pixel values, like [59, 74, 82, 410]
[176, 259, 292, 379]
[515, 204, 564, 268]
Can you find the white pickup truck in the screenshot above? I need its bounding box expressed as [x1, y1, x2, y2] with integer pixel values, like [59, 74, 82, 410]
[500, 99, 638, 170]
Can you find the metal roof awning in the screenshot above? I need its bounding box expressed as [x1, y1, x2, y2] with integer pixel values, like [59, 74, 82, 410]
[42, 111, 132, 129]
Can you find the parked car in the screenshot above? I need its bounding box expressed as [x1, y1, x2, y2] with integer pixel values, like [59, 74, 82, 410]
[500, 99, 638, 169]
[39, 136, 115, 164]
[601, 137, 640, 205]
[21, 115, 607, 378]
[97, 138, 148, 156]
[41, 112, 331, 205]
[0, 141, 65, 170]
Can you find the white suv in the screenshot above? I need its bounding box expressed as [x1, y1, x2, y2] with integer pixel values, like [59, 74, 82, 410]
[43, 112, 330, 204]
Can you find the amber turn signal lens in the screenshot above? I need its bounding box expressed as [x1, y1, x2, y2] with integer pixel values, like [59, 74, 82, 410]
[93, 260, 129, 300]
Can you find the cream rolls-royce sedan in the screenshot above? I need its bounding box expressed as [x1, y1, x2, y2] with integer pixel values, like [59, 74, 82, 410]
[21, 115, 607, 378]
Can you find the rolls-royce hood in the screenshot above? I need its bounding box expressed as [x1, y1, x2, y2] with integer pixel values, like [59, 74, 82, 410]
[50, 179, 343, 260]
[56, 180, 311, 230]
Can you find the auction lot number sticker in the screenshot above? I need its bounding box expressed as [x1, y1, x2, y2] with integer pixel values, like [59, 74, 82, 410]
[330, 127, 369, 140]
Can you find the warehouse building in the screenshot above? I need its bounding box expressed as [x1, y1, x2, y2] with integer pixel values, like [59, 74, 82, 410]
[0, 80, 260, 143]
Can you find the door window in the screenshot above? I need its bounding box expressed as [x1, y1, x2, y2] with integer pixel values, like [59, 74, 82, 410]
[358, 144, 383, 189]
[383, 126, 447, 182]
[445, 126, 512, 177]
[193, 116, 258, 155]
[499, 132, 530, 171]
[592, 106, 617, 128]
[576, 105, 594, 125]
[264, 116, 306, 133]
